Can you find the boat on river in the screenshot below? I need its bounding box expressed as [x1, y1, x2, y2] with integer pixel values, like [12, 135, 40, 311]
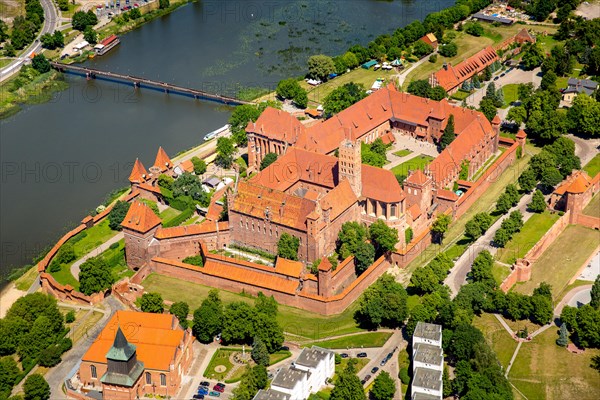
[204, 124, 229, 141]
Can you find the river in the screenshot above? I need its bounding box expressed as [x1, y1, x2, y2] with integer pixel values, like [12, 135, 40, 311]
[0, 0, 453, 282]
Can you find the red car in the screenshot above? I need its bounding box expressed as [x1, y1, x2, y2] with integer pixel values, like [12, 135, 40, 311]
[213, 384, 225, 393]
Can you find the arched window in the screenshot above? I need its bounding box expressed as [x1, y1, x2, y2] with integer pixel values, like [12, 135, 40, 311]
[160, 373, 166, 386]
[145, 372, 152, 385]
[90, 365, 97, 379]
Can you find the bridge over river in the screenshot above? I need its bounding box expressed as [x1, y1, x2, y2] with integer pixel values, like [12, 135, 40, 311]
[50, 62, 253, 106]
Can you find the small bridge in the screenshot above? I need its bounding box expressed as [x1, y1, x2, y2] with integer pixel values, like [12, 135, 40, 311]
[50, 62, 253, 106]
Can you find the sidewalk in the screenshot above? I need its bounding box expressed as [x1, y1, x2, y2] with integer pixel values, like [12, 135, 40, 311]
[70, 232, 124, 280]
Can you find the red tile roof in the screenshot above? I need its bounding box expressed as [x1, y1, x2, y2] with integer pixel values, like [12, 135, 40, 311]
[405, 170, 429, 186]
[437, 189, 459, 201]
[362, 164, 405, 203]
[247, 107, 305, 143]
[432, 46, 498, 92]
[155, 221, 228, 239]
[420, 33, 438, 48]
[406, 203, 422, 220]
[320, 179, 358, 219]
[121, 201, 162, 233]
[318, 257, 333, 272]
[153, 146, 172, 172]
[129, 158, 148, 184]
[274, 257, 304, 278]
[179, 159, 194, 173]
[82, 311, 184, 371]
[553, 171, 592, 195]
[516, 129, 526, 139]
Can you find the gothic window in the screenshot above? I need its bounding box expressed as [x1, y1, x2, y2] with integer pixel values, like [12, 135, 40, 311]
[91, 365, 97, 379]
[391, 204, 397, 217]
[145, 372, 152, 385]
[160, 374, 166, 386]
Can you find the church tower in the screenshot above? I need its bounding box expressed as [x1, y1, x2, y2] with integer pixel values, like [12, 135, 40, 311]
[339, 139, 362, 198]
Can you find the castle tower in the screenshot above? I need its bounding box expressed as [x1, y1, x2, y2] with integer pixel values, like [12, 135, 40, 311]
[121, 202, 162, 270]
[491, 115, 502, 153]
[338, 139, 362, 198]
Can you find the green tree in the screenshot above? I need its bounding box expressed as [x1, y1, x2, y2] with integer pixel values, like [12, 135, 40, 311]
[56, 243, 75, 264]
[530, 294, 553, 324]
[191, 157, 207, 175]
[323, 82, 367, 115]
[591, 355, 600, 373]
[169, 301, 189, 329]
[368, 220, 398, 257]
[337, 221, 368, 258]
[158, 173, 174, 190]
[540, 166, 563, 190]
[231, 365, 267, 400]
[330, 361, 366, 400]
[0, 357, 20, 398]
[31, 54, 50, 74]
[440, 114, 455, 149]
[277, 233, 300, 260]
[260, 153, 278, 171]
[140, 293, 164, 313]
[65, 310, 75, 323]
[79, 256, 114, 296]
[522, 42, 545, 70]
[108, 200, 131, 230]
[129, 8, 141, 19]
[412, 40, 434, 57]
[528, 190, 546, 213]
[307, 54, 336, 81]
[438, 42, 458, 57]
[431, 214, 451, 244]
[342, 51, 359, 68]
[355, 274, 408, 329]
[354, 241, 375, 275]
[253, 312, 284, 353]
[557, 323, 569, 346]
[228, 104, 260, 146]
[465, 212, 493, 241]
[370, 371, 396, 400]
[465, 22, 484, 36]
[293, 89, 308, 109]
[427, 85, 447, 101]
[251, 337, 270, 366]
[172, 172, 208, 205]
[567, 94, 600, 137]
[215, 136, 235, 168]
[192, 290, 223, 343]
[23, 374, 50, 400]
[591, 275, 600, 309]
[159, 0, 170, 9]
[221, 302, 257, 345]
[255, 292, 278, 317]
[495, 192, 513, 214]
[507, 105, 527, 125]
[405, 227, 413, 244]
[410, 265, 442, 294]
[83, 27, 97, 44]
[505, 184, 520, 205]
[407, 79, 431, 98]
[479, 97, 497, 122]
[276, 78, 301, 100]
[493, 228, 510, 248]
[38, 345, 62, 367]
[518, 167, 537, 193]
[541, 70, 557, 91]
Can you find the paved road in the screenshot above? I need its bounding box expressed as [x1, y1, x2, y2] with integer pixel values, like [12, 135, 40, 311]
[566, 134, 600, 167]
[445, 190, 535, 297]
[0, 0, 59, 83]
[554, 284, 593, 317]
[43, 296, 125, 398]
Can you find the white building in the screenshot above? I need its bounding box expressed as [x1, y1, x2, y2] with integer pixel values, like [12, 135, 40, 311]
[411, 322, 443, 400]
[253, 346, 334, 400]
[413, 322, 442, 348]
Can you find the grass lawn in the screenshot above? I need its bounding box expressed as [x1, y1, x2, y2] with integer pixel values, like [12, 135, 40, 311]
[50, 264, 80, 290]
[97, 240, 135, 282]
[406, 294, 421, 313]
[472, 313, 518, 369]
[307, 332, 392, 349]
[159, 207, 181, 223]
[450, 89, 471, 101]
[399, 148, 535, 278]
[71, 311, 103, 343]
[390, 155, 434, 179]
[583, 194, 599, 218]
[495, 211, 560, 264]
[397, 347, 410, 396]
[141, 273, 363, 340]
[14, 266, 38, 291]
[583, 153, 600, 178]
[203, 348, 235, 381]
[501, 83, 519, 108]
[537, 33, 561, 53]
[492, 262, 512, 285]
[70, 220, 118, 258]
[508, 325, 600, 400]
[393, 149, 413, 158]
[269, 350, 292, 366]
[335, 358, 370, 377]
[514, 225, 600, 299]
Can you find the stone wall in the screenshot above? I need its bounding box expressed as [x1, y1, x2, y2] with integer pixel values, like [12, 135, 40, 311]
[572, 213, 600, 230]
[40, 273, 105, 304]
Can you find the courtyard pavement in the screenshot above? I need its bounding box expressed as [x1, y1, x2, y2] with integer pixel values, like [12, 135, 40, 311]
[384, 133, 439, 171]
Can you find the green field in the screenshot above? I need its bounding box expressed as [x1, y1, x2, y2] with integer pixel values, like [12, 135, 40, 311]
[450, 89, 471, 101]
[50, 263, 80, 290]
[269, 350, 292, 366]
[14, 266, 39, 291]
[495, 211, 560, 264]
[159, 207, 181, 223]
[141, 273, 362, 340]
[472, 313, 518, 369]
[583, 194, 599, 218]
[492, 262, 511, 285]
[509, 325, 600, 400]
[70, 220, 118, 258]
[335, 358, 370, 377]
[583, 153, 600, 178]
[501, 83, 519, 108]
[514, 225, 600, 299]
[393, 149, 413, 158]
[307, 332, 392, 349]
[390, 155, 434, 179]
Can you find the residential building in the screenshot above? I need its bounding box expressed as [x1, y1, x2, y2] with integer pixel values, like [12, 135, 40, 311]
[430, 46, 499, 94]
[411, 322, 443, 400]
[562, 78, 599, 104]
[413, 322, 443, 348]
[420, 33, 438, 50]
[73, 311, 194, 400]
[254, 346, 334, 400]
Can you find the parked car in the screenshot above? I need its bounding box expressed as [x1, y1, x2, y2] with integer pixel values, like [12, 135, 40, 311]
[360, 378, 367, 385]
[371, 367, 379, 374]
[200, 381, 210, 387]
[192, 395, 205, 400]
[213, 384, 225, 392]
[357, 352, 367, 358]
[364, 374, 372, 381]
[494, 76, 499, 81]
[198, 387, 208, 396]
[209, 392, 220, 398]
[340, 353, 349, 358]
[280, 345, 290, 351]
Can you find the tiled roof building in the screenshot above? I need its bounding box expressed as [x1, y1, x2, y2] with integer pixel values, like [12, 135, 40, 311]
[429, 46, 498, 94]
[76, 311, 194, 399]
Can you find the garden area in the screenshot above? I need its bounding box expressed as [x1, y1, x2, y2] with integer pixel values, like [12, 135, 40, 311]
[203, 347, 291, 383]
[514, 225, 600, 299]
[141, 273, 363, 341]
[390, 154, 434, 181]
[393, 149, 413, 158]
[501, 83, 520, 108]
[495, 211, 560, 264]
[307, 332, 392, 349]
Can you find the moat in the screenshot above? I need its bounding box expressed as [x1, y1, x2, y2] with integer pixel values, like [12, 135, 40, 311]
[0, 0, 454, 280]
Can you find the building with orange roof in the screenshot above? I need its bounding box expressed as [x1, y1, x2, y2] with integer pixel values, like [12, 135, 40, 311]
[121, 202, 162, 269]
[549, 170, 599, 217]
[151, 146, 172, 173]
[429, 46, 498, 94]
[128, 159, 148, 184]
[420, 33, 438, 50]
[73, 311, 194, 400]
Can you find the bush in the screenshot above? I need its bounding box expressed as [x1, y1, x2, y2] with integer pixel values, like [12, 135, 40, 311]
[38, 346, 61, 367]
[65, 310, 75, 323]
[108, 201, 131, 231]
[399, 368, 410, 385]
[429, 54, 438, 63]
[59, 337, 73, 353]
[162, 208, 194, 227]
[48, 260, 62, 273]
[182, 255, 203, 267]
[439, 42, 458, 57]
[109, 242, 120, 250]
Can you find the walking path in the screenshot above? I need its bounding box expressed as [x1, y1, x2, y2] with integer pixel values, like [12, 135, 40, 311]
[70, 233, 124, 280]
[395, 54, 435, 88]
[383, 134, 439, 171]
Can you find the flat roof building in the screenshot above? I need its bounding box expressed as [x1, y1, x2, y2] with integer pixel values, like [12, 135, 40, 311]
[413, 322, 443, 347]
[413, 343, 443, 372]
[411, 322, 443, 400]
[412, 367, 442, 399]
